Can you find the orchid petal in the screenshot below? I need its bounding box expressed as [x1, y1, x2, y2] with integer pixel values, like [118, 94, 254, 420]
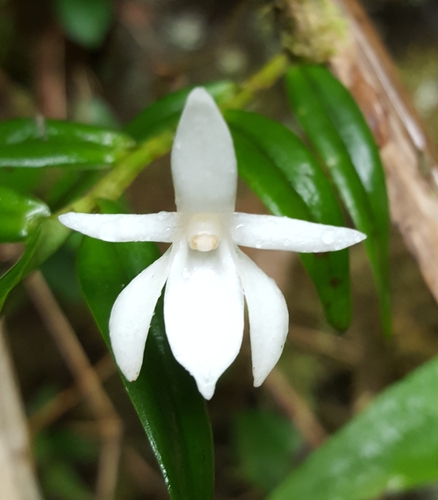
[164, 239, 244, 399]
[235, 249, 289, 386]
[171, 88, 237, 213]
[232, 213, 366, 253]
[109, 249, 173, 381]
[59, 212, 180, 242]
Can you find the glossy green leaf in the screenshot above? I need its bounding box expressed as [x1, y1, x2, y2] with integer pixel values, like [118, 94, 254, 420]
[0, 168, 44, 194]
[269, 355, 438, 500]
[303, 65, 390, 235]
[46, 171, 104, 211]
[0, 185, 50, 242]
[77, 204, 214, 500]
[226, 110, 346, 225]
[0, 118, 134, 170]
[0, 142, 125, 169]
[227, 110, 353, 330]
[286, 66, 391, 335]
[0, 118, 134, 148]
[228, 110, 345, 226]
[304, 65, 391, 321]
[0, 217, 70, 310]
[54, 0, 113, 48]
[125, 81, 238, 142]
[231, 128, 352, 330]
[234, 409, 302, 492]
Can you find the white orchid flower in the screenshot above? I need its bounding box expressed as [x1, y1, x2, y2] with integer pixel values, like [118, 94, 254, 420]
[59, 88, 365, 399]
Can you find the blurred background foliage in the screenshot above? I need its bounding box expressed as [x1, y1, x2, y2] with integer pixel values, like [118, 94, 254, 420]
[1, 0, 438, 499]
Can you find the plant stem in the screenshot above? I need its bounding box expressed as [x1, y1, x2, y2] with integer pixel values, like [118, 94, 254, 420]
[223, 53, 289, 109]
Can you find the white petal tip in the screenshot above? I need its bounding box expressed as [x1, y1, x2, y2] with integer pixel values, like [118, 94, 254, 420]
[123, 369, 140, 383]
[356, 232, 367, 243]
[196, 379, 217, 400]
[322, 227, 367, 251]
[341, 230, 367, 250]
[187, 87, 214, 105]
[58, 212, 76, 227]
[253, 372, 269, 388]
[349, 230, 367, 244]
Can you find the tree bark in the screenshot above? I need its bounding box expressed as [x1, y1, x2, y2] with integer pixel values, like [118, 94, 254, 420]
[0, 320, 42, 500]
[330, 0, 438, 306]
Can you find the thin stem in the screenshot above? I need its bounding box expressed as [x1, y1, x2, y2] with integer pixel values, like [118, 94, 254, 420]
[223, 53, 289, 109]
[265, 368, 327, 449]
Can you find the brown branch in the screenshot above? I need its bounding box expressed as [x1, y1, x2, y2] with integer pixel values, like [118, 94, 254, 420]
[0, 319, 42, 500]
[25, 271, 121, 500]
[265, 367, 327, 448]
[330, 0, 438, 307]
[33, 26, 67, 119]
[289, 325, 361, 366]
[28, 354, 115, 436]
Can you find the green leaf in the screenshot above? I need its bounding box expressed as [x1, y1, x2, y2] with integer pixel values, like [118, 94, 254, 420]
[227, 109, 353, 330]
[45, 171, 104, 211]
[230, 128, 352, 330]
[0, 167, 44, 193]
[233, 409, 302, 492]
[303, 65, 391, 321]
[0, 118, 134, 170]
[303, 66, 390, 237]
[0, 142, 125, 169]
[269, 356, 438, 500]
[0, 185, 50, 242]
[226, 110, 346, 226]
[286, 66, 391, 335]
[0, 217, 70, 310]
[77, 211, 214, 500]
[125, 81, 238, 142]
[0, 118, 134, 148]
[53, 0, 113, 49]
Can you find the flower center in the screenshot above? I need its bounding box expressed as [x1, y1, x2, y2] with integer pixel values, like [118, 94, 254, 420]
[186, 214, 222, 252]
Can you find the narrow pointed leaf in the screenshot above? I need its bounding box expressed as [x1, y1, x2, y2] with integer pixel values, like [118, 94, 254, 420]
[226, 110, 346, 225]
[286, 66, 391, 335]
[0, 142, 126, 169]
[125, 81, 238, 142]
[227, 110, 352, 330]
[231, 128, 352, 330]
[0, 168, 44, 194]
[304, 64, 390, 316]
[46, 171, 104, 211]
[0, 185, 50, 242]
[269, 355, 438, 500]
[0, 119, 133, 170]
[304, 65, 390, 237]
[77, 232, 214, 500]
[0, 118, 134, 148]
